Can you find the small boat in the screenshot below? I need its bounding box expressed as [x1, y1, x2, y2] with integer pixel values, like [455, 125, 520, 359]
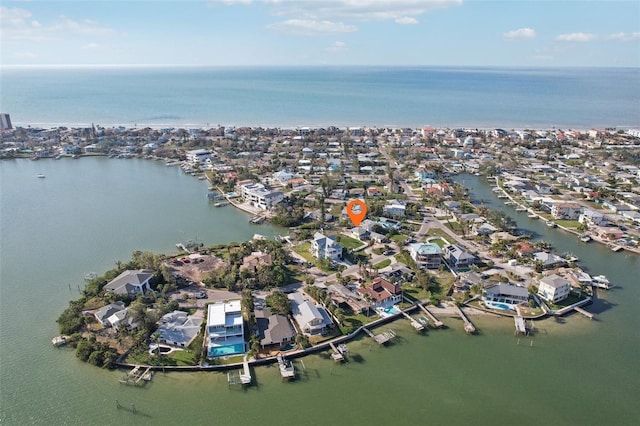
[592, 275, 613, 289]
[546, 220, 557, 228]
[527, 213, 538, 219]
[84, 272, 98, 282]
[36, 173, 46, 178]
[515, 206, 527, 212]
[579, 235, 592, 243]
[52, 335, 68, 347]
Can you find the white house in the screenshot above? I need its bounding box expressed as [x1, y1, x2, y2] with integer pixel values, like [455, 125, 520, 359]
[240, 182, 284, 210]
[104, 269, 153, 296]
[383, 199, 406, 217]
[409, 242, 442, 269]
[538, 274, 571, 304]
[442, 244, 475, 269]
[578, 209, 607, 227]
[186, 149, 211, 163]
[287, 292, 331, 336]
[482, 284, 529, 311]
[311, 232, 343, 261]
[206, 300, 246, 358]
[156, 310, 203, 348]
[551, 202, 582, 220]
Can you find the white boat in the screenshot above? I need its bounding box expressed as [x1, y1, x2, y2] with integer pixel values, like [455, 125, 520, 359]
[592, 275, 613, 289]
[580, 235, 592, 243]
[527, 213, 538, 219]
[36, 173, 46, 178]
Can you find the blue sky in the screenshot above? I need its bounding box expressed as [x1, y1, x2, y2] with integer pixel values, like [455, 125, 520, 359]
[1, 0, 639, 67]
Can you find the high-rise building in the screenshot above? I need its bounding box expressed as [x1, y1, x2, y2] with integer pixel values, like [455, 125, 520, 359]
[0, 114, 12, 130]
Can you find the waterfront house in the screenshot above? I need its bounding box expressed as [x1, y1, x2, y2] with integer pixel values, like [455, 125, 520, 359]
[207, 300, 246, 358]
[578, 209, 608, 227]
[482, 284, 529, 311]
[357, 277, 402, 308]
[551, 202, 582, 220]
[409, 242, 442, 269]
[442, 244, 476, 269]
[288, 292, 331, 336]
[255, 307, 296, 349]
[533, 252, 567, 269]
[240, 251, 273, 273]
[311, 232, 343, 261]
[104, 269, 153, 296]
[94, 301, 126, 327]
[538, 274, 571, 304]
[240, 182, 284, 210]
[156, 310, 203, 348]
[186, 149, 211, 164]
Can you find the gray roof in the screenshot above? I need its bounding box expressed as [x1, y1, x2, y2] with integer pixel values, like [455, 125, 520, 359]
[540, 274, 570, 288]
[105, 269, 153, 295]
[255, 308, 296, 347]
[94, 301, 126, 324]
[485, 284, 528, 298]
[156, 310, 203, 348]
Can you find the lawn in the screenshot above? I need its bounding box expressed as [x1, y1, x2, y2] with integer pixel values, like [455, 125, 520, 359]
[429, 237, 447, 248]
[336, 234, 365, 250]
[168, 349, 198, 366]
[293, 242, 314, 263]
[555, 219, 581, 229]
[373, 259, 392, 269]
[425, 229, 452, 243]
[390, 234, 408, 244]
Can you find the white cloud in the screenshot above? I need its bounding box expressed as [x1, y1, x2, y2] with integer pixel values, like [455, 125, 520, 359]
[605, 32, 640, 42]
[503, 27, 536, 40]
[395, 16, 418, 25]
[1, 6, 117, 43]
[83, 42, 100, 50]
[325, 40, 348, 52]
[265, 0, 461, 22]
[267, 19, 357, 35]
[218, 0, 253, 5]
[555, 32, 597, 42]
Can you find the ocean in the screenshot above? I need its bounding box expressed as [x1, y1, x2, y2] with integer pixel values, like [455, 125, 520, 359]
[1, 159, 639, 425]
[1, 66, 639, 129]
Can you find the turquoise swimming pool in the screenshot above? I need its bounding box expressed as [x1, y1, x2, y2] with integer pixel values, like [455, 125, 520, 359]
[208, 343, 245, 358]
[383, 306, 400, 315]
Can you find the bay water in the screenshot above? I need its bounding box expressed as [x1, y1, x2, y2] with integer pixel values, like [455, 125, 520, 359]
[1, 160, 638, 425]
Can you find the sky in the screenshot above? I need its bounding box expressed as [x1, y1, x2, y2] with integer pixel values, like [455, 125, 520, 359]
[1, 0, 639, 67]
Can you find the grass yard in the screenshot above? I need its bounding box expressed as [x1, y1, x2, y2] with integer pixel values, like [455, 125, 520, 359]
[373, 259, 392, 269]
[336, 234, 365, 250]
[555, 219, 581, 229]
[293, 242, 314, 263]
[425, 228, 452, 243]
[390, 234, 408, 244]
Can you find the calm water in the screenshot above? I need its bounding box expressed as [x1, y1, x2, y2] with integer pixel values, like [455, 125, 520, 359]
[1, 161, 639, 425]
[1, 66, 639, 129]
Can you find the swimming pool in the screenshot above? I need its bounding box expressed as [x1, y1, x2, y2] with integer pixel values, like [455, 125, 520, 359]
[208, 343, 245, 358]
[383, 306, 400, 315]
[486, 302, 512, 311]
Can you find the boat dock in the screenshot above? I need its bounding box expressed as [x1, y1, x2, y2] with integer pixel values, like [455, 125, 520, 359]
[329, 342, 345, 362]
[610, 245, 624, 252]
[240, 354, 252, 385]
[574, 306, 594, 319]
[277, 353, 295, 380]
[51, 335, 69, 347]
[119, 365, 153, 386]
[362, 327, 396, 345]
[514, 315, 528, 335]
[249, 215, 266, 224]
[418, 304, 444, 328]
[454, 305, 476, 334]
[400, 311, 425, 331]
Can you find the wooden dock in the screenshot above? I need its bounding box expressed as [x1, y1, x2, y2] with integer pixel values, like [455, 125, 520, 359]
[574, 306, 594, 319]
[400, 311, 425, 331]
[514, 315, 528, 335]
[454, 305, 476, 334]
[329, 342, 345, 362]
[240, 354, 252, 385]
[362, 327, 396, 345]
[418, 304, 444, 328]
[119, 365, 153, 386]
[277, 353, 295, 380]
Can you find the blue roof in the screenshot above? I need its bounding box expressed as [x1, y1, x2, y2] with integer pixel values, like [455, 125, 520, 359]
[410, 243, 441, 255]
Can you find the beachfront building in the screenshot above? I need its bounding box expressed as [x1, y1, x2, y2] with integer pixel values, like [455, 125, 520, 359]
[311, 232, 343, 261]
[186, 149, 211, 164]
[206, 300, 246, 358]
[155, 311, 203, 348]
[255, 308, 296, 349]
[288, 292, 332, 336]
[240, 182, 284, 210]
[357, 277, 402, 309]
[442, 244, 476, 269]
[482, 284, 529, 311]
[409, 242, 442, 269]
[538, 274, 571, 304]
[104, 269, 153, 296]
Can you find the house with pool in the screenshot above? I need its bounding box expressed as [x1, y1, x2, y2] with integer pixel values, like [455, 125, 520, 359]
[206, 300, 246, 358]
[482, 284, 529, 311]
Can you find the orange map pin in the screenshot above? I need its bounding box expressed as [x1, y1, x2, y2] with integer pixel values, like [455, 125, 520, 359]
[346, 199, 367, 226]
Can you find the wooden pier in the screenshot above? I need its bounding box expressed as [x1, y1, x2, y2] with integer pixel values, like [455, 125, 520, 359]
[574, 306, 594, 319]
[240, 354, 252, 385]
[329, 342, 346, 362]
[277, 353, 295, 380]
[418, 304, 444, 328]
[400, 311, 425, 331]
[454, 305, 476, 334]
[514, 315, 528, 335]
[362, 327, 396, 345]
[119, 365, 153, 386]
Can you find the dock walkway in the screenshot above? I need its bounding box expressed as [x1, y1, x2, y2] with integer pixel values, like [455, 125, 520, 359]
[400, 310, 425, 331]
[418, 304, 444, 328]
[277, 353, 295, 380]
[240, 354, 252, 385]
[574, 306, 594, 319]
[454, 305, 476, 334]
[362, 327, 396, 345]
[329, 342, 345, 362]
